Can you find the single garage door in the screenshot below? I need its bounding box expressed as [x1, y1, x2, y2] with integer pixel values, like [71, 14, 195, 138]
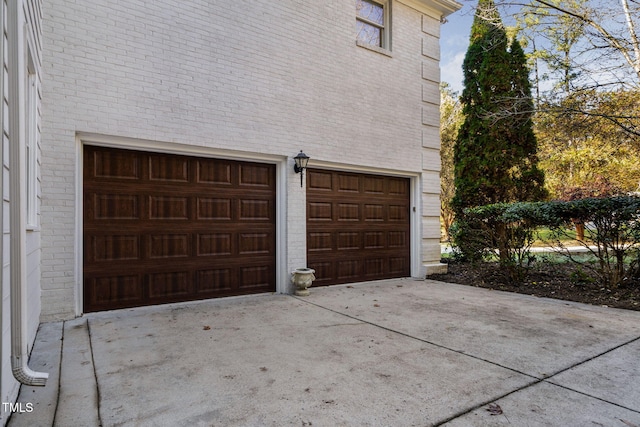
[83, 146, 276, 312]
[306, 169, 411, 286]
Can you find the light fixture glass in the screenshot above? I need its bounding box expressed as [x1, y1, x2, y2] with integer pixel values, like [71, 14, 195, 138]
[293, 150, 310, 187]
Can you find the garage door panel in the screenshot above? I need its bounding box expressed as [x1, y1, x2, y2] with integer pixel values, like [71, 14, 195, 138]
[337, 232, 360, 250]
[90, 234, 141, 262]
[308, 202, 332, 221]
[92, 194, 141, 220]
[238, 232, 273, 255]
[308, 232, 333, 252]
[149, 195, 189, 220]
[239, 199, 273, 221]
[389, 178, 409, 195]
[90, 149, 141, 180]
[84, 146, 276, 312]
[338, 174, 359, 192]
[148, 234, 190, 259]
[337, 203, 359, 221]
[364, 258, 385, 276]
[336, 259, 361, 280]
[364, 204, 384, 221]
[363, 176, 385, 194]
[197, 198, 233, 220]
[308, 170, 333, 191]
[389, 205, 409, 221]
[307, 169, 410, 286]
[85, 275, 144, 310]
[197, 233, 233, 256]
[389, 257, 408, 274]
[388, 231, 407, 247]
[148, 272, 192, 299]
[196, 269, 234, 293]
[239, 164, 273, 187]
[310, 262, 334, 285]
[196, 159, 233, 185]
[148, 155, 189, 182]
[364, 231, 385, 249]
[239, 265, 273, 289]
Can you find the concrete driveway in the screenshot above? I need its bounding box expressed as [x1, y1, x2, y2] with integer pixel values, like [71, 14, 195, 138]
[9, 279, 640, 426]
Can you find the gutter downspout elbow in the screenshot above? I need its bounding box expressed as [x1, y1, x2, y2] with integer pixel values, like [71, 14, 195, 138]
[12, 364, 48, 387]
[7, 0, 48, 386]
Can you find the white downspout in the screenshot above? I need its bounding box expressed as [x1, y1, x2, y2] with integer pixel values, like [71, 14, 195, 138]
[7, 0, 48, 386]
[0, 0, 4, 398]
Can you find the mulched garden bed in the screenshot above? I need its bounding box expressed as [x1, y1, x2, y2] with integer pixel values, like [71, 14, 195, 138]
[430, 259, 640, 311]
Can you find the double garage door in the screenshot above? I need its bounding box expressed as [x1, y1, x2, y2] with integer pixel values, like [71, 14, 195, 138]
[84, 147, 410, 312]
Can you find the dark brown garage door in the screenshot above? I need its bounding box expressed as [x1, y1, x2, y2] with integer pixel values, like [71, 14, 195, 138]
[306, 169, 411, 286]
[83, 146, 276, 312]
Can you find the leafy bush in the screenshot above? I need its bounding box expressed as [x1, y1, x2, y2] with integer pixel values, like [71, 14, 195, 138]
[541, 196, 640, 288]
[451, 203, 539, 280]
[450, 195, 640, 287]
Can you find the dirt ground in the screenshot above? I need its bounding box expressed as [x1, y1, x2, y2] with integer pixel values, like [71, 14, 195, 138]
[431, 259, 640, 311]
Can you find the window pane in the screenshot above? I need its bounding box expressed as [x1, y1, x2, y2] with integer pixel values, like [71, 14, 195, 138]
[356, 20, 382, 47]
[356, 0, 384, 26]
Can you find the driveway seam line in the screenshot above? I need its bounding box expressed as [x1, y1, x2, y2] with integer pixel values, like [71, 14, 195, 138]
[545, 380, 640, 414]
[293, 296, 640, 421]
[52, 320, 65, 426]
[86, 318, 104, 427]
[434, 369, 640, 426]
[542, 334, 640, 415]
[544, 335, 640, 380]
[292, 296, 537, 378]
[432, 380, 544, 426]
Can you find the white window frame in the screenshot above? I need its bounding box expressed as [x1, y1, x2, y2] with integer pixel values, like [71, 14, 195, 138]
[356, 0, 391, 53]
[26, 48, 38, 228]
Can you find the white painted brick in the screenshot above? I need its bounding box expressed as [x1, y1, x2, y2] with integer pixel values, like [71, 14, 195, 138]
[421, 193, 441, 217]
[422, 126, 440, 149]
[422, 14, 440, 37]
[422, 58, 440, 82]
[422, 217, 441, 237]
[422, 147, 441, 172]
[422, 105, 440, 126]
[422, 34, 440, 60]
[422, 240, 443, 263]
[422, 170, 441, 191]
[40, 0, 446, 318]
[422, 81, 440, 104]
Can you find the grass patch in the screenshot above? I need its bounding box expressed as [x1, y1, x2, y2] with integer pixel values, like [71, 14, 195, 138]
[532, 226, 580, 247]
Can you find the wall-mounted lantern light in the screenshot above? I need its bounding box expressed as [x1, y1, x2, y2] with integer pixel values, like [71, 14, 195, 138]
[293, 150, 310, 187]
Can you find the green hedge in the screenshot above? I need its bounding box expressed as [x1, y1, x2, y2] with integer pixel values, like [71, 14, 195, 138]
[450, 195, 640, 286]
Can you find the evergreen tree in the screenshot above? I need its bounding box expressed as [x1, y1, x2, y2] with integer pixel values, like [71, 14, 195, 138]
[452, 0, 545, 214]
[504, 38, 546, 201]
[451, 0, 546, 259]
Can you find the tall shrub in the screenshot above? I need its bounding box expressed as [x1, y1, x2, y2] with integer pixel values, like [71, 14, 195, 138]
[452, 0, 546, 259]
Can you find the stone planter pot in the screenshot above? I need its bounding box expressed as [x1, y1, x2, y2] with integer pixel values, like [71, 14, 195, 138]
[291, 268, 316, 296]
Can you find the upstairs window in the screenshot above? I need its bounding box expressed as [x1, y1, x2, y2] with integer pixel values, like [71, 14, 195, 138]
[356, 0, 390, 50]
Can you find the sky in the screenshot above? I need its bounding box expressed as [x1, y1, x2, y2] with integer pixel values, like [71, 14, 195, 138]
[439, 1, 523, 94]
[439, 1, 476, 94]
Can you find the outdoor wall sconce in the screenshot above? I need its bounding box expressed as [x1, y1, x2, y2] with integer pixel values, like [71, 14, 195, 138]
[293, 150, 310, 187]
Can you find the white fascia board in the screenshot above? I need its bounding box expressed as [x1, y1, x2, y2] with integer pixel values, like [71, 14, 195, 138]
[397, 0, 462, 20]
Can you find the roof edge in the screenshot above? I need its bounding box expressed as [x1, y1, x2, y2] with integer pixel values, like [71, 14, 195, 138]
[397, 0, 462, 19]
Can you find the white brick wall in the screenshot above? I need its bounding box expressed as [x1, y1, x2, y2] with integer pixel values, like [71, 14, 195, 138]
[1, 0, 44, 421]
[41, 0, 447, 319]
